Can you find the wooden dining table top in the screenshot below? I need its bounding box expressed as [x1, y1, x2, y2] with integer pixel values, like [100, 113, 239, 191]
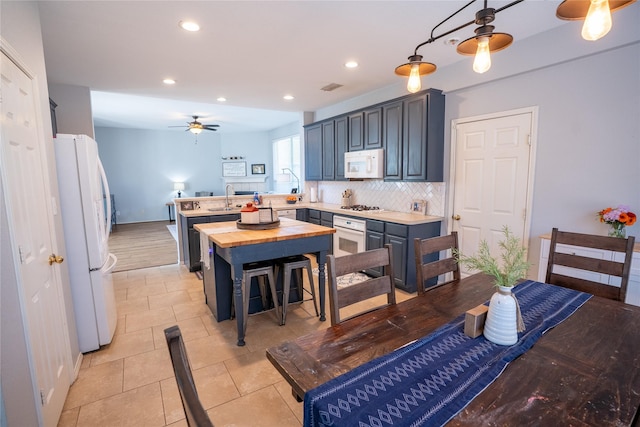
[266, 273, 640, 425]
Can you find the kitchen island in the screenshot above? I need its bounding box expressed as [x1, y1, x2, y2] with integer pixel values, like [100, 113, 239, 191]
[195, 218, 335, 346]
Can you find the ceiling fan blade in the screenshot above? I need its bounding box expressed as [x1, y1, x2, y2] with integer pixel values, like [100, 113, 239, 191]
[203, 128, 218, 131]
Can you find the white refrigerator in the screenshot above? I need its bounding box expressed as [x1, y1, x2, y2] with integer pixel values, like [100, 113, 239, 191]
[55, 134, 118, 353]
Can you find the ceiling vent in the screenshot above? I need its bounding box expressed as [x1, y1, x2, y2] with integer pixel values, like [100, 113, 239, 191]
[320, 83, 343, 92]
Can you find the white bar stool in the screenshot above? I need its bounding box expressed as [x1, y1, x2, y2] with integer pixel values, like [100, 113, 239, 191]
[275, 255, 318, 325]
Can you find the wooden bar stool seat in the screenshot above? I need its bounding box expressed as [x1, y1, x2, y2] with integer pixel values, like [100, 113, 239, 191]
[275, 255, 318, 325]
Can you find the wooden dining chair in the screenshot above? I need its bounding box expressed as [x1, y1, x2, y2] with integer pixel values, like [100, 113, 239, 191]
[545, 228, 635, 302]
[414, 232, 460, 295]
[164, 326, 214, 427]
[327, 244, 396, 326]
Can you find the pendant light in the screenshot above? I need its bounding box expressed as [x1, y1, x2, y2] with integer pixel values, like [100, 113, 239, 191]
[456, 7, 513, 74]
[556, 0, 636, 41]
[394, 54, 437, 93]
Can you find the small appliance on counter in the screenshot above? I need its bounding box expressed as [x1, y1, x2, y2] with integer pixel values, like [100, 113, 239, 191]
[341, 189, 352, 208]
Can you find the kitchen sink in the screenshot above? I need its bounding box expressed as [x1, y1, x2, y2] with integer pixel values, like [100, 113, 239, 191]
[208, 207, 241, 213]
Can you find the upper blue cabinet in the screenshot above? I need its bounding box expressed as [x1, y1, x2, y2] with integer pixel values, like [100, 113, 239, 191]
[304, 88, 444, 182]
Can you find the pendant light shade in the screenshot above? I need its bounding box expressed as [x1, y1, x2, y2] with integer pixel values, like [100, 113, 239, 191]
[394, 54, 437, 93]
[456, 29, 514, 56]
[556, 0, 635, 19]
[456, 7, 514, 74]
[556, 0, 636, 41]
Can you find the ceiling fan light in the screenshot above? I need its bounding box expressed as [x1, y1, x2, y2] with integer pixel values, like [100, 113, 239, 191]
[190, 127, 203, 135]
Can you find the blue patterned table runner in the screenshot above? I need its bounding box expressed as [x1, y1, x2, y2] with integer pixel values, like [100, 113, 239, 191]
[303, 280, 592, 427]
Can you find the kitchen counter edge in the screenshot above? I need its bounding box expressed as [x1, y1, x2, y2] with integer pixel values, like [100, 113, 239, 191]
[181, 202, 443, 226]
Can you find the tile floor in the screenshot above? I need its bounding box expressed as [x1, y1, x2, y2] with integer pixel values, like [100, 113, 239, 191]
[57, 263, 412, 427]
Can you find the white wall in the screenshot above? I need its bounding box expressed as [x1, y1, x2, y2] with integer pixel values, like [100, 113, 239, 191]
[95, 124, 302, 224]
[48, 82, 95, 138]
[95, 127, 223, 223]
[447, 43, 640, 275]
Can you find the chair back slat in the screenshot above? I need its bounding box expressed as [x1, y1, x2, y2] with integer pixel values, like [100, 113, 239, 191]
[414, 232, 460, 295]
[552, 253, 625, 276]
[545, 228, 635, 302]
[337, 276, 395, 309]
[327, 244, 395, 326]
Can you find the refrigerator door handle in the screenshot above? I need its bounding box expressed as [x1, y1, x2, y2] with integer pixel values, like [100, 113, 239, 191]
[98, 156, 112, 240]
[103, 253, 118, 273]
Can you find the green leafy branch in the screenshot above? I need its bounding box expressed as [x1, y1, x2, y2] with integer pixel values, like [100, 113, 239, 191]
[453, 226, 530, 287]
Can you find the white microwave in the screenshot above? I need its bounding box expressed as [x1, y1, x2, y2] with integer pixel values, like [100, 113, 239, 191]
[344, 148, 384, 179]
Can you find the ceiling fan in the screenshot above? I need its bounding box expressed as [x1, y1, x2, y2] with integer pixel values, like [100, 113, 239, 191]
[170, 116, 220, 134]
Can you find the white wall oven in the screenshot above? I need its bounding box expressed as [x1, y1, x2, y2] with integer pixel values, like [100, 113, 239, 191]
[333, 216, 366, 257]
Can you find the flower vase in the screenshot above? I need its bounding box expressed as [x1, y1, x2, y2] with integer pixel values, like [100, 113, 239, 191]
[608, 223, 626, 238]
[483, 286, 524, 346]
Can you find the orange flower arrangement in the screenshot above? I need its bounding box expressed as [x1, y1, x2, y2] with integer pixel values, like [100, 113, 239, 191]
[597, 205, 636, 238]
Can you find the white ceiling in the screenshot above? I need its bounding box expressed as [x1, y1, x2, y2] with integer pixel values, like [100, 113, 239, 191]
[38, 0, 570, 133]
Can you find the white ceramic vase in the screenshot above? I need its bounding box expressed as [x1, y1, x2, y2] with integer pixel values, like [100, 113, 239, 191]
[483, 286, 518, 345]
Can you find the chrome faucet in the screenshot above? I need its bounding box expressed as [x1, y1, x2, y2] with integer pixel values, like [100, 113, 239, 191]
[225, 184, 234, 210]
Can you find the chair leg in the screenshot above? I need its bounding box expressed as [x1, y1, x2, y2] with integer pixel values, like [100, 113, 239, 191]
[242, 272, 251, 340]
[304, 263, 319, 317]
[257, 276, 268, 311]
[266, 269, 280, 324]
[282, 266, 292, 325]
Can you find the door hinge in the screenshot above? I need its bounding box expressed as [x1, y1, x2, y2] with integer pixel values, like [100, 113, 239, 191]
[40, 389, 46, 405]
[527, 134, 531, 146]
[18, 246, 25, 264]
[523, 209, 527, 221]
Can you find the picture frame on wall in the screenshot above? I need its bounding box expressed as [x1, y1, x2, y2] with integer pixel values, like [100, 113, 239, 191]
[411, 199, 427, 215]
[251, 164, 265, 174]
[222, 161, 246, 177]
[180, 201, 194, 211]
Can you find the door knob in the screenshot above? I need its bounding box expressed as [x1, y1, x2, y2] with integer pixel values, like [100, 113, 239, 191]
[48, 254, 64, 265]
[452, 215, 461, 221]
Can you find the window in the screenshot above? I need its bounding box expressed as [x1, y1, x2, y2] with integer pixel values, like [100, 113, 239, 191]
[273, 135, 301, 194]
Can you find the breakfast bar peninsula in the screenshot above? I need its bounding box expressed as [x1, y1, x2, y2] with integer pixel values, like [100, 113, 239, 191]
[195, 218, 335, 346]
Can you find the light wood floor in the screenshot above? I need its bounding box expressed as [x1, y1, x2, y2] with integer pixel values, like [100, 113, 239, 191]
[109, 221, 178, 272]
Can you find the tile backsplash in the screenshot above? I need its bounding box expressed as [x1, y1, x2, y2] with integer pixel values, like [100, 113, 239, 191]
[306, 181, 446, 217]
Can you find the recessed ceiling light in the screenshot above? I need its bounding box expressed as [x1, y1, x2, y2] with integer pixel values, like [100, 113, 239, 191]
[283, 95, 294, 101]
[217, 97, 227, 102]
[179, 20, 200, 32]
[163, 78, 176, 85]
[345, 61, 358, 69]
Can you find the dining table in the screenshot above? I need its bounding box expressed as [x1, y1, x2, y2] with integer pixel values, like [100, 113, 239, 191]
[266, 272, 640, 426]
[195, 217, 335, 346]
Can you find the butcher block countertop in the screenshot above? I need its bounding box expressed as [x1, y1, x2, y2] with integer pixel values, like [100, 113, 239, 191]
[183, 202, 442, 226]
[194, 217, 335, 248]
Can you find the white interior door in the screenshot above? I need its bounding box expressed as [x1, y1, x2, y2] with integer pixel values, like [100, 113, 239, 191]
[1, 49, 71, 426]
[451, 110, 535, 276]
